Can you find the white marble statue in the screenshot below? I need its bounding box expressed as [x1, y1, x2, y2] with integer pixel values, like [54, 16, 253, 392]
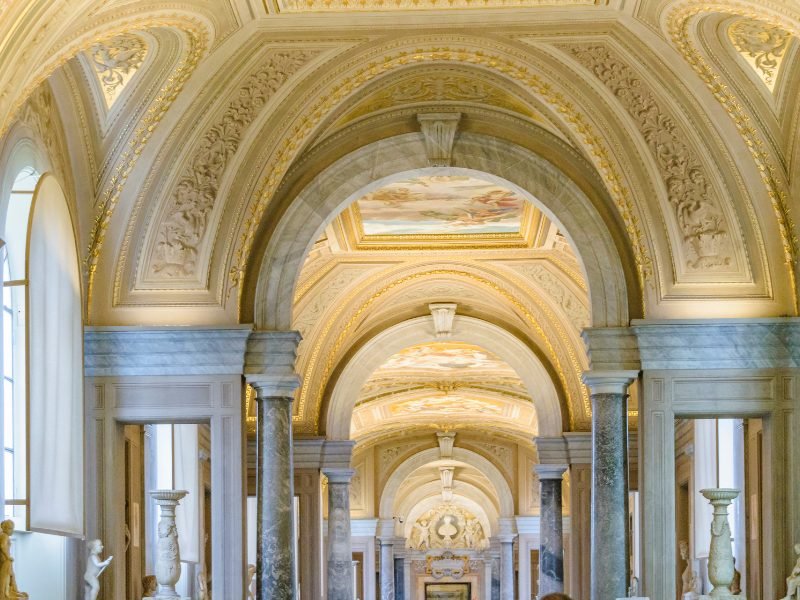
[680, 540, 699, 597]
[0, 520, 27, 600]
[84, 539, 113, 600]
[197, 568, 208, 600]
[411, 519, 431, 550]
[783, 543, 800, 600]
[246, 564, 256, 600]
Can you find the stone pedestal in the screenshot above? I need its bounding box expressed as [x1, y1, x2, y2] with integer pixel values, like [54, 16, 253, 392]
[700, 488, 743, 599]
[535, 465, 567, 596]
[255, 391, 297, 600]
[583, 370, 638, 600]
[325, 468, 355, 600]
[149, 489, 189, 599]
[379, 537, 395, 600]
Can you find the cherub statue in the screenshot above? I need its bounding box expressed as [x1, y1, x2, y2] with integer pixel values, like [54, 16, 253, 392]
[141, 575, 157, 597]
[84, 539, 113, 600]
[246, 564, 256, 600]
[783, 543, 800, 600]
[0, 520, 28, 600]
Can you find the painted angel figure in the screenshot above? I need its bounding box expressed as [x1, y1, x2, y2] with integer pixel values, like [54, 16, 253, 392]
[84, 539, 113, 600]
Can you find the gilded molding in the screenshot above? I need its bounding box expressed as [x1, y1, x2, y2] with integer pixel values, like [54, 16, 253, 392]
[667, 2, 799, 303]
[275, 0, 598, 10]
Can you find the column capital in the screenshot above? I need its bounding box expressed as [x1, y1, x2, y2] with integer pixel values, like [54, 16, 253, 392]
[245, 330, 301, 397]
[377, 518, 396, 539]
[581, 369, 639, 395]
[322, 468, 355, 484]
[249, 375, 300, 399]
[533, 436, 568, 464]
[534, 464, 567, 480]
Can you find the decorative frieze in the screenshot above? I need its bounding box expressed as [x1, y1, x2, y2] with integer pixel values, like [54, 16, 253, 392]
[567, 43, 735, 272]
[149, 49, 319, 279]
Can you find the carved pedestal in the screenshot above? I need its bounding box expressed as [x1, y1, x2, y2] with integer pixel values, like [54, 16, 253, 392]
[699, 488, 744, 599]
[149, 489, 189, 600]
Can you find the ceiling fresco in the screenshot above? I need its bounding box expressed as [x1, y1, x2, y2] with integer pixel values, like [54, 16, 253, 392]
[355, 176, 527, 236]
[369, 342, 522, 378]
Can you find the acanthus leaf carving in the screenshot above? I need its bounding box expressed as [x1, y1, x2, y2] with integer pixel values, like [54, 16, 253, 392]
[728, 19, 791, 90]
[148, 49, 319, 279]
[89, 34, 147, 106]
[567, 44, 735, 272]
[509, 262, 589, 329]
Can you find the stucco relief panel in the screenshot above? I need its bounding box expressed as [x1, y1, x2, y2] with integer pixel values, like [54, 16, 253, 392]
[565, 42, 750, 281]
[139, 48, 320, 284]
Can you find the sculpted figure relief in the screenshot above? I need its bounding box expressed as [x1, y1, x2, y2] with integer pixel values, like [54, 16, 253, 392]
[408, 505, 487, 551]
[0, 520, 27, 600]
[83, 539, 112, 600]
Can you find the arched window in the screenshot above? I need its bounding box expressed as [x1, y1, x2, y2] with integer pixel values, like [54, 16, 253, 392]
[1, 166, 39, 522]
[0, 165, 83, 537]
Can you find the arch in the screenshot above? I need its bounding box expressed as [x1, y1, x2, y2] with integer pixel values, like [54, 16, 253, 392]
[378, 447, 514, 518]
[326, 315, 563, 439]
[254, 132, 630, 331]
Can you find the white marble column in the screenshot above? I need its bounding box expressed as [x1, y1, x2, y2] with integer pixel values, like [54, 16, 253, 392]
[325, 468, 355, 600]
[254, 387, 297, 600]
[535, 465, 567, 596]
[379, 537, 395, 600]
[499, 535, 515, 600]
[582, 370, 638, 600]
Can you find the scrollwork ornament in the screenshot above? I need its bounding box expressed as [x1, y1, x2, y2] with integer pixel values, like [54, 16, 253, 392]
[728, 19, 791, 88]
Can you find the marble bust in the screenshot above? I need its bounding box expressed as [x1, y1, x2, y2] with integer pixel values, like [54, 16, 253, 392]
[784, 543, 800, 600]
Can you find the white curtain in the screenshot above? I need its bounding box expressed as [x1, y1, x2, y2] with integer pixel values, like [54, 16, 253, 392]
[27, 175, 83, 536]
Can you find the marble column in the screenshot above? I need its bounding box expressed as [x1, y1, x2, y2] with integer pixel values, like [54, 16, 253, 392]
[379, 537, 395, 600]
[535, 465, 567, 596]
[582, 370, 638, 600]
[499, 535, 515, 600]
[325, 468, 355, 600]
[255, 388, 297, 600]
